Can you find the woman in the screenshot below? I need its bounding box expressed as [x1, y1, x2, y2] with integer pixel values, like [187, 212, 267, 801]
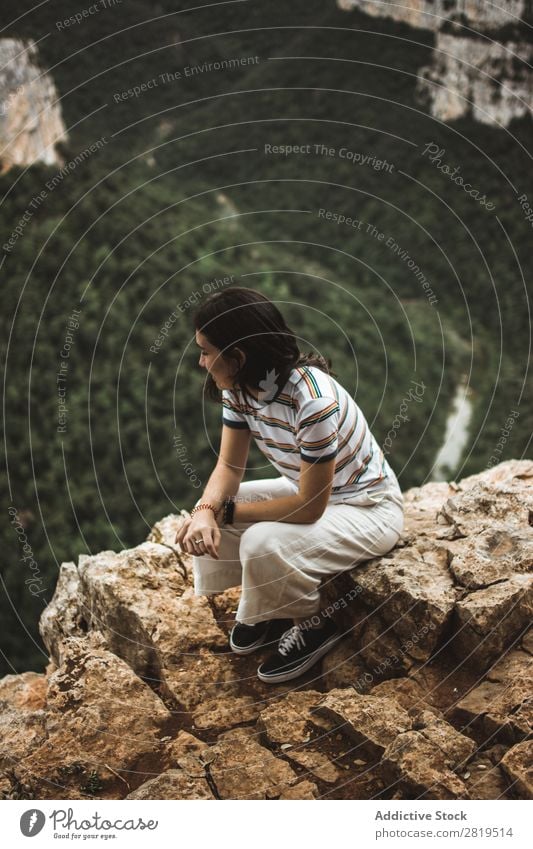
[175, 286, 404, 683]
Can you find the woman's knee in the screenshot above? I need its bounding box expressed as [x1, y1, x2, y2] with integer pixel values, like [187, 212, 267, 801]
[374, 500, 404, 539]
[388, 504, 404, 540]
[376, 514, 404, 554]
[239, 522, 279, 560]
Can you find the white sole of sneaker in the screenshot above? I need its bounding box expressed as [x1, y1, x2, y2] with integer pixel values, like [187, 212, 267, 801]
[256, 631, 343, 683]
[229, 631, 268, 655]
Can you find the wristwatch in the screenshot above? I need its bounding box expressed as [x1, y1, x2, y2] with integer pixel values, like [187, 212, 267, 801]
[222, 495, 236, 525]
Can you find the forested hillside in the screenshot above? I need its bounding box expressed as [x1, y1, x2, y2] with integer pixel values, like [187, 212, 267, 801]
[1, 0, 531, 674]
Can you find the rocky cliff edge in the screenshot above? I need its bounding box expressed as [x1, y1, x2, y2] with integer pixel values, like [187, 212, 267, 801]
[0, 460, 531, 800]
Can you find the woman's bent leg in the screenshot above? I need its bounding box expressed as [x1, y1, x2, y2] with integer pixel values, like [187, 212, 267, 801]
[192, 476, 298, 596]
[192, 524, 244, 595]
[235, 495, 404, 624]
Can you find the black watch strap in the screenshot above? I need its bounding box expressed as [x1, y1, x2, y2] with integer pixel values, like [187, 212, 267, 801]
[223, 495, 236, 524]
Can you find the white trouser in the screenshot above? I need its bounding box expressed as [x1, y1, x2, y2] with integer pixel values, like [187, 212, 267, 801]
[192, 476, 404, 625]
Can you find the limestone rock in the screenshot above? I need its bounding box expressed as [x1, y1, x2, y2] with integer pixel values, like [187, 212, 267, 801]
[320, 572, 369, 631]
[486, 744, 509, 767]
[522, 628, 533, 655]
[438, 473, 533, 673]
[279, 780, 318, 799]
[316, 689, 412, 759]
[459, 460, 533, 490]
[461, 753, 511, 800]
[285, 748, 340, 784]
[413, 710, 476, 767]
[126, 769, 214, 799]
[352, 543, 456, 661]
[0, 38, 67, 172]
[209, 727, 298, 799]
[0, 776, 16, 799]
[437, 481, 533, 538]
[192, 695, 260, 730]
[39, 562, 86, 664]
[404, 480, 456, 512]
[151, 588, 228, 657]
[3, 459, 531, 801]
[258, 690, 324, 746]
[207, 586, 242, 633]
[166, 730, 211, 777]
[359, 615, 414, 676]
[402, 481, 458, 547]
[338, 1, 527, 31]
[0, 707, 47, 770]
[499, 741, 533, 799]
[452, 649, 532, 744]
[73, 544, 221, 664]
[165, 649, 239, 712]
[0, 671, 46, 711]
[453, 574, 533, 668]
[321, 640, 371, 691]
[448, 525, 533, 589]
[9, 634, 170, 799]
[338, 2, 533, 127]
[40, 543, 229, 710]
[370, 677, 441, 718]
[146, 512, 189, 548]
[381, 711, 477, 800]
[418, 32, 533, 127]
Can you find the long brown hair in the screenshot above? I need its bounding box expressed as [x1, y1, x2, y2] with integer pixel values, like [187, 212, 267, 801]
[192, 286, 336, 405]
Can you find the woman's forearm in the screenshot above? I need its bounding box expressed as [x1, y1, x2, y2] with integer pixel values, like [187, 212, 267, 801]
[194, 463, 242, 516]
[233, 493, 317, 524]
[195, 469, 317, 524]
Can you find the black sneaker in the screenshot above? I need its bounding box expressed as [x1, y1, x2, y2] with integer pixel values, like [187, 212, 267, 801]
[229, 620, 271, 654]
[229, 619, 293, 655]
[257, 618, 342, 683]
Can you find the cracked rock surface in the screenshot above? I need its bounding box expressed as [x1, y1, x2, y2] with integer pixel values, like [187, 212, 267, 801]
[0, 460, 531, 800]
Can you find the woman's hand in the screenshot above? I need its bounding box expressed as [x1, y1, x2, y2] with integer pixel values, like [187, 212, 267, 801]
[175, 510, 221, 559]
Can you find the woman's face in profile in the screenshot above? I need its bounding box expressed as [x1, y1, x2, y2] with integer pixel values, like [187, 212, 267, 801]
[195, 330, 243, 391]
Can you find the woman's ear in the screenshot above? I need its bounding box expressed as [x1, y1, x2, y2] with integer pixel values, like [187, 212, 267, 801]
[233, 346, 246, 368]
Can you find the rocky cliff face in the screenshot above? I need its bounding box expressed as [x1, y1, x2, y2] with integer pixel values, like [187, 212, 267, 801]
[339, 0, 533, 126]
[0, 459, 531, 800]
[0, 39, 67, 173]
[338, 1, 529, 31]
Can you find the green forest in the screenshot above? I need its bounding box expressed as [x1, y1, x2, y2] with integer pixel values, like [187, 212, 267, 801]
[1, 0, 531, 675]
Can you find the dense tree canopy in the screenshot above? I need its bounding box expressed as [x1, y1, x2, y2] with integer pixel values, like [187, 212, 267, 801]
[1, 0, 531, 673]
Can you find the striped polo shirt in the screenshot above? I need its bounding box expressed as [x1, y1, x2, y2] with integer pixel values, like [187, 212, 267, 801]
[221, 365, 401, 504]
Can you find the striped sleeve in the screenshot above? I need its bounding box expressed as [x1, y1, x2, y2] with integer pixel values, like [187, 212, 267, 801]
[222, 389, 250, 430]
[296, 396, 340, 463]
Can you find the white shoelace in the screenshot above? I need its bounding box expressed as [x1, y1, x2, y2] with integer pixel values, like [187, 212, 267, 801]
[278, 625, 307, 656]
